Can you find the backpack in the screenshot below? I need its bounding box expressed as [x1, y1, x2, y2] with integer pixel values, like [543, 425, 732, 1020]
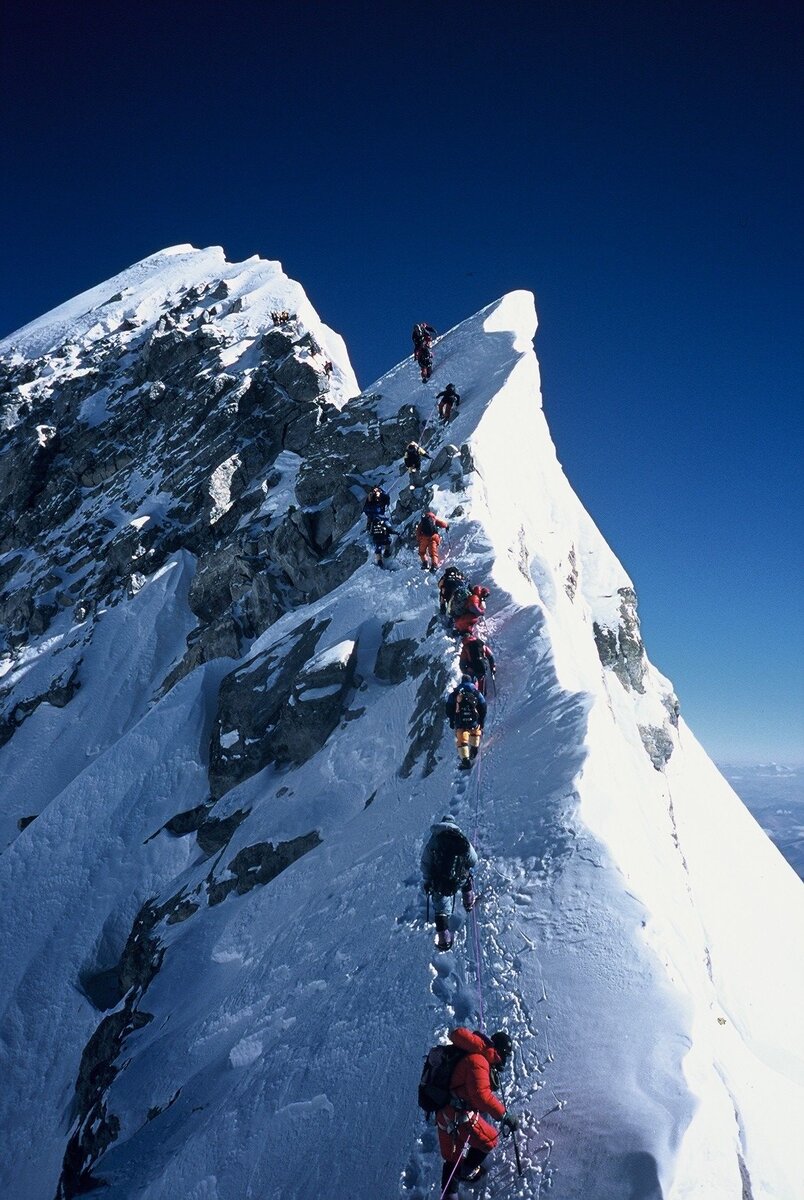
[418, 513, 437, 537]
[463, 637, 487, 675]
[418, 1044, 466, 1115]
[430, 827, 471, 894]
[448, 583, 471, 616]
[404, 446, 420, 468]
[442, 570, 466, 600]
[455, 687, 480, 727]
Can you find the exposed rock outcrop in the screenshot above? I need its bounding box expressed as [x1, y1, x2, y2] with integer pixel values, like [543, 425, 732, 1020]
[639, 723, 676, 770]
[593, 587, 648, 693]
[208, 618, 329, 797]
[207, 831, 321, 905]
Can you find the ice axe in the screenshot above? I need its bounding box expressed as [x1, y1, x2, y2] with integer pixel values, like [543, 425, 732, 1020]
[502, 1122, 523, 1176]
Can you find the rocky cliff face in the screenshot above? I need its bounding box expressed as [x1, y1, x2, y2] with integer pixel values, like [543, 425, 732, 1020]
[0, 248, 474, 1196]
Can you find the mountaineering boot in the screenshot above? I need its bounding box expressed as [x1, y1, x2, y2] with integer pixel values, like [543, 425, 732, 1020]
[420, 560, 429, 570]
[429, 563, 437, 572]
[469, 745, 479, 760]
[459, 757, 472, 771]
[435, 913, 453, 951]
[460, 1148, 489, 1182]
[462, 878, 476, 911]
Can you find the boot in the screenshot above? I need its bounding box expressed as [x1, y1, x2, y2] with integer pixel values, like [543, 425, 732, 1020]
[462, 878, 476, 911]
[459, 757, 472, 771]
[420, 560, 428, 570]
[460, 1148, 489, 1181]
[469, 745, 479, 760]
[435, 914, 453, 951]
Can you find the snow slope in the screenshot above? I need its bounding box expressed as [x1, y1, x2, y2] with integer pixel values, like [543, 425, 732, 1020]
[0, 263, 802, 1200]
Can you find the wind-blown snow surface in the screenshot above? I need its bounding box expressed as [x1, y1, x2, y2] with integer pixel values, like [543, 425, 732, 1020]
[0, 271, 802, 1200]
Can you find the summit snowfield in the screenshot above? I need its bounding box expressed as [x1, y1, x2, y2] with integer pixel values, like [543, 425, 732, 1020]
[0, 249, 802, 1200]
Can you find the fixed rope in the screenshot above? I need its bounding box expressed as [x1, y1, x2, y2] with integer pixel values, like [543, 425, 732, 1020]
[468, 701, 489, 1029]
[438, 1127, 472, 1200]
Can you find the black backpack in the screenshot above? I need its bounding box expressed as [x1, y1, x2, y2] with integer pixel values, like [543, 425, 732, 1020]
[464, 638, 487, 675]
[430, 828, 471, 894]
[442, 570, 466, 601]
[455, 688, 480, 727]
[418, 513, 437, 537]
[418, 1044, 466, 1115]
[449, 583, 471, 616]
[404, 446, 420, 468]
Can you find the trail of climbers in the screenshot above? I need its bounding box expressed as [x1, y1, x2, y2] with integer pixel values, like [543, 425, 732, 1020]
[400, 449, 539, 1196]
[353, 325, 562, 1198]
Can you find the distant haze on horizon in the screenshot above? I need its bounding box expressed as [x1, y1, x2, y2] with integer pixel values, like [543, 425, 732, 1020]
[1, 2, 801, 762]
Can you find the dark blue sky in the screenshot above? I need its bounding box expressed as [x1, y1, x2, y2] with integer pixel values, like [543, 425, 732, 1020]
[2, 1, 802, 760]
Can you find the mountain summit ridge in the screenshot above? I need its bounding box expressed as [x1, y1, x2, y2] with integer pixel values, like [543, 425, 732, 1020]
[0, 249, 801, 1200]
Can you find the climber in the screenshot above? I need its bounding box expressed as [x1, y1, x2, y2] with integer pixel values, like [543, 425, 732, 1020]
[459, 633, 496, 696]
[323, 360, 333, 376]
[403, 441, 430, 483]
[362, 484, 391, 527]
[368, 517, 395, 567]
[435, 1027, 518, 1194]
[446, 675, 487, 769]
[416, 343, 434, 383]
[416, 510, 449, 571]
[438, 566, 467, 616]
[412, 322, 437, 352]
[436, 383, 460, 422]
[452, 585, 490, 636]
[420, 814, 478, 951]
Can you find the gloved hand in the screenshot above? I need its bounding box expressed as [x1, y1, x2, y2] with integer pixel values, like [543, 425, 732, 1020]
[501, 1112, 519, 1132]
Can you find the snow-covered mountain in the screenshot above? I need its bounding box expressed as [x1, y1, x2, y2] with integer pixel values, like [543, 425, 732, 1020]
[0, 248, 801, 1200]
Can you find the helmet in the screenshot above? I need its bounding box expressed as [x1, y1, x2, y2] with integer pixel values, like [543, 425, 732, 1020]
[491, 1031, 513, 1059]
[460, 674, 473, 685]
[479, 587, 490, 599]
